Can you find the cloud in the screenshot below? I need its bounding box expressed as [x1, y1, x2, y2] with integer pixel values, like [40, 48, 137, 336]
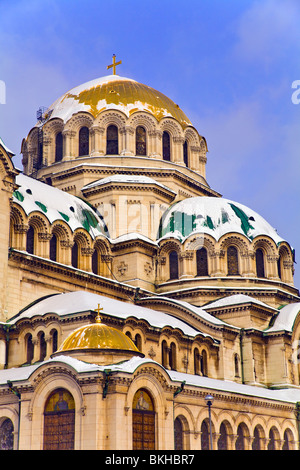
[233, 0, 300, 66]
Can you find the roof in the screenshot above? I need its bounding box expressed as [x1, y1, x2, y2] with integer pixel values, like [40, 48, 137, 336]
[82, 174, 176, 194]
[1, 354, 300, 404]
[7, 290, 218, 341]
[13, 173, 108, 238]
[158, 196, 286, 245]
[204, 294, 278, 312]
[265, 302, 300, 333]
[44, 74, 192, 128]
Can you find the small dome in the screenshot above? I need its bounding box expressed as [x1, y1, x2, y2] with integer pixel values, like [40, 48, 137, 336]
[58, 319, 139, 353]
[158, 196, 286, 244]
[46, 74, 192, 128]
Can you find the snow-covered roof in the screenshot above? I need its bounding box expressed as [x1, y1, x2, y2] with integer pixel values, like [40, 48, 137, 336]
[82, 174, 175, 194]
[158, 196, 286, 245]
[7, 291, 215, 340]
[204, 294, 278, 312]
[13, 174, 108, 238]
[265, 302, 300, 333]
[2, 354, 300, 404]
[43, 74, 192, 128]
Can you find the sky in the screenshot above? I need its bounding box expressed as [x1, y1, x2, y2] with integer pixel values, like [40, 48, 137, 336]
[1, 0, 300, 285]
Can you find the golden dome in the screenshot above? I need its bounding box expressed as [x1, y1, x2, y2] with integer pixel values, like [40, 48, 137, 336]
[58, 319, 140, 353]
[48, 74, 192, 128]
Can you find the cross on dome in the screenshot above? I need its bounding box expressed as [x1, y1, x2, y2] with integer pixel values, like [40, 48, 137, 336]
[107, 54, 122, 75]
[94, 303, 103, 323]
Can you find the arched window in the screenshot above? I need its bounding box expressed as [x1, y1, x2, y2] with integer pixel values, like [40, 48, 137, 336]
[135, 334, 142, 352]
[201, 420, 209, 450]
[169, 342, 177, 370]
[217, 423, 228, 450]
[267, 428, 276, 450]
[132, 389, 155, 450]
[136, 126, 146, 155]
[71, 241, 79, 268]
[51, 329, 58, 353]
[196, 247, 208, 276]
[256, 248, 265, 278]
[106, 125, 118, 155]
[235, 424, 246, 450]
[162, 131, 171, 161]
[92, 249, 99, 275]
[174, 417, 183, 450]
[78, 126, 89, 156]
[43, 388, 75, 450]
[55, 132, 63, 162]
[26, 225, 35, 254]
[277, 255, 282, 280]
[200, 349, 208, 376]
[50, 233, 57, 262]
[282, 429, 292, 450]
[194, 348, 201, 375]
[0, 418, 14, 450]
[227, 246, 239, 275]
[169, 251, 179, 280]
[234, 353, 240, 377]
[252, 426, 261, 450]
[39, 332, 47, 362]
[26, 333, 34, 364]
[183, 140, 188, 166]
[162, 340, 168, 368]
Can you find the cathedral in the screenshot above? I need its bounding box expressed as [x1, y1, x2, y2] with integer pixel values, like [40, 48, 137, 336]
[0, 56, 300, 450]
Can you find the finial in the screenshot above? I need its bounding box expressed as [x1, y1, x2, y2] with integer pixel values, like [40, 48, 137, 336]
[107, 54, 122, 75]
[95, 303, 103, 323]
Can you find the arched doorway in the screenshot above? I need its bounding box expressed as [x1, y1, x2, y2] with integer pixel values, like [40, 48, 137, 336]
[132, 389, 155, 450]
[43, 388, 75, 450]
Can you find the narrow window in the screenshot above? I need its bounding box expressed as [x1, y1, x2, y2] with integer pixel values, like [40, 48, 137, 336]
[50, 233, 57, 262]
[256, 248, 265, 278]
[135, 334, 142, 352]
[200, 349, 208, 376]
[55, 132, 63, 162]
[71, 241, 78, 268]
[183, 140, 188, 166]
[26, 333, 34, 364]
[196, 247, 208, 276]
[92, 249, 98, 275]
[169, 251, 179, 280]
[174, 418, 183, 450]
[217, 423, 228, 450]
[39, 332, 47, 361]
[162, 340, 168, 368]
[194, 348, 200, 375]
[136, 126, 146, 155]
[234, 354, 240, 377]
[26, 225, 35, 254]
[235, 424, 245, 450]
[78, 126, 89, 156]
[106, 125, 118, 155]
[227, 246, 239, 275]
[169, 342, 177, 370]
[51, 329, 58, 353]
[0, 419, 14, 450]
[201, 421, 209, 450]
[162, 131, 171, 161]
[278, 255, 282, 280]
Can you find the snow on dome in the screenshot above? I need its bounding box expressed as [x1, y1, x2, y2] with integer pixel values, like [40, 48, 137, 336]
[158, 196, 285, 245]
[204, 294, 277, 312]
[45, 74, 192, 128]
[13, 174, 108, 238]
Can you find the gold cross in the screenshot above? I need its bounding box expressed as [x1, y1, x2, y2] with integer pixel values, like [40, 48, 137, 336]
[107, 54, 122, 75]
[95, 303, 103, 322]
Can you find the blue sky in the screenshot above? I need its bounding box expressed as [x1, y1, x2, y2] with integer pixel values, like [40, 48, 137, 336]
[1, 0, 300, 285]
